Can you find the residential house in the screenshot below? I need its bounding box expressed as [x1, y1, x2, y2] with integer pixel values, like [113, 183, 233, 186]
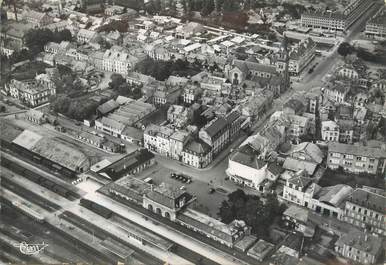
[337, 119, 355, 143]
[283, 205, 316, 238]
[321, 120, 340, 142]
[167, 105, 193, 129]
[169, 130, 190, 161]
[335, 229, 383, 265]
[144, 124, 174, 156]
[323, 82, 350, 103]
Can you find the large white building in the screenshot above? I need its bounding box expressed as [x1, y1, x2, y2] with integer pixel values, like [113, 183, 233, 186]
[365, 7, 386, 40]
[301, 0, 376, 31]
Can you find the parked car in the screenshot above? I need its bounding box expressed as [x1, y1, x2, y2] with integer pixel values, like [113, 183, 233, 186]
[180, 186, 186, 190]
[209, 188, 215, 194]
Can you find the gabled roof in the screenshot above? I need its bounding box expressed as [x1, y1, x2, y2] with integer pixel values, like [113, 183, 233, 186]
[184, 139, 211, 155]
[97, 99, 120, 115]
[287, 175, 312, 189]
[99, 117, 125, 132]
[328, 142, 386, 158]
[283, 157, 317, 175]
[315, 184, 353, 207]
[348, 188, 386, 213]
[283, 142, 324, 164]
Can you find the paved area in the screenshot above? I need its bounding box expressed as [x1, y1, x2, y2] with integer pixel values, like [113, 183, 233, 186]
[84, 191, 250, 265]
[1, 166, 190, 265]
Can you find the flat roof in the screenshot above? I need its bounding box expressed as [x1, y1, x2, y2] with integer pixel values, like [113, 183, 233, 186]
[111, 215, 174, 251]
[12, 129, 43, 150]
[100, 238, 135, 259]
[182, 208, 233, 235]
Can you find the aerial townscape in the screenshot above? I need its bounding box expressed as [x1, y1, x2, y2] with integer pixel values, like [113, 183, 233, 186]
[0, 0, 386, 264]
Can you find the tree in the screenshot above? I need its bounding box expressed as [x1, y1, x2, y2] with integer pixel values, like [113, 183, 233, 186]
[337, 42, 355, 57]
[109, 73, 126, 90]
[218, 189, 286, 237]
[200, 0, 215, 16]
[51, 94, 71, 114]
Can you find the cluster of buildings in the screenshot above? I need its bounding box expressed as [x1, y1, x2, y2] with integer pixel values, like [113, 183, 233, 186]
[144, 109, 247, 168]
[301, 0, 377, 31]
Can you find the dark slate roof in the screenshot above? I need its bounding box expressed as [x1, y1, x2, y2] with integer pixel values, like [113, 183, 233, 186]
[267, 162, 284, 176]
[225, 110, 241, 124]
[283, 98, 305, 114]
[348, 189, 386, 213]
[184, 139, 211, 155]
[101, 149, 154, 180]
[204, 117, 228, 138]
[288, 175, 313, 189]
[328, 142, 386, 158]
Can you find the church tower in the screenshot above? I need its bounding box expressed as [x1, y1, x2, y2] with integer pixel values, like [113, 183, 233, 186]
[277, 34, 290, 92]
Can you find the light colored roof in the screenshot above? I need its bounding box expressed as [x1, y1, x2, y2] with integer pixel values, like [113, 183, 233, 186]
[283, 205, 309, 223]
[12, 130, 42, 150]
[283, 157, 317, 175]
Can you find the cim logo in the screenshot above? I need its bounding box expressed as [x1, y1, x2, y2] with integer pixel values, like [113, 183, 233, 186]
[14, 242, 48, 255]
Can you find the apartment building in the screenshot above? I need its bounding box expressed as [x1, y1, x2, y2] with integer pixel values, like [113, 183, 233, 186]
[199, 117, 230, 157]
[102, 49, 139, 76]
[365, 7, 386, 40]
[288, 38, 316, 75]
[327, 142, 386, 175]
[301, 0, 376, 31]
[340, 188, 386, 236]
[335, 229, 383, 265]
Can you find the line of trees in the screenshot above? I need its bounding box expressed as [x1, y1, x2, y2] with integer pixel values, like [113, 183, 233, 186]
[134, 57, 201, 81]
[51, 94, 108, 121]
